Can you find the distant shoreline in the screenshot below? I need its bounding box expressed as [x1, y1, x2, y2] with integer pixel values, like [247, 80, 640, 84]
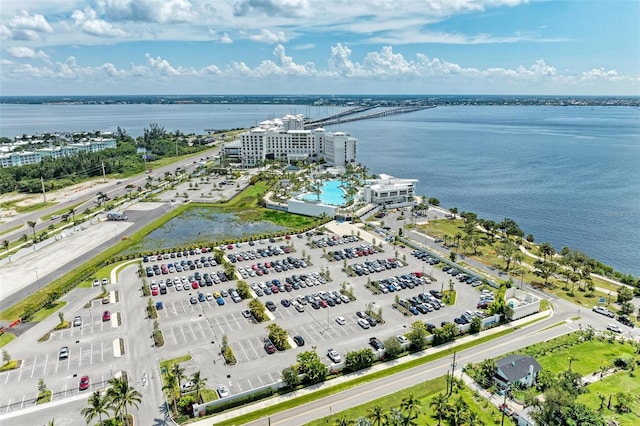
[1, 94, 639, 107]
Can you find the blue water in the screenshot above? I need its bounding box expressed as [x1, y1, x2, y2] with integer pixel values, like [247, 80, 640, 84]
[1, 103, 638, 275]
[300, 180, 347, 206]
[327, 106, 640, 275]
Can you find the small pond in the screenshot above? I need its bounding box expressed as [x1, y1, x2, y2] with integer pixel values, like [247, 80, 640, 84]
[124, 208, 289, 253]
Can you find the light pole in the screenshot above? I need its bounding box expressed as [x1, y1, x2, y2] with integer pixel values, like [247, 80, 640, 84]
[35, 268, 41, 291]
[519, 270, 525, 290]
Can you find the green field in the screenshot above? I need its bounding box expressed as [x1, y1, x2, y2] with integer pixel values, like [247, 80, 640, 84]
[577, 372, 640, 426]
[304, 376, 515, 426]
[534, 339, 636, 377]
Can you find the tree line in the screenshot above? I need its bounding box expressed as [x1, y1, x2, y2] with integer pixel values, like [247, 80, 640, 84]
[0, 125, 212, 194]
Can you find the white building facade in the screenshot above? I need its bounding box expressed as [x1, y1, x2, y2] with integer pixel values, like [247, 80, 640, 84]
[0, 138, 117, 167]
[361, 174, 418, 206]
[225, 114, 356, 168]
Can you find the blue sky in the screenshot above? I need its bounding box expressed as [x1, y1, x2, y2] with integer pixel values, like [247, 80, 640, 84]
[1, 0, 638, 95]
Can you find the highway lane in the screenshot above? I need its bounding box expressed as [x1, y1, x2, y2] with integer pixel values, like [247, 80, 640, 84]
[0, 146, 220, 242]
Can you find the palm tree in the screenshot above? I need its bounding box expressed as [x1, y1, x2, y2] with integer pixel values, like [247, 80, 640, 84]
[334, 415, 353, 426]
[430, 393, 449, 426]
[27, 220, 37, 242]
[190, 370, 207, 402]
[81, 391, 109, 425]
[400, 392, 422, 425]
[448, 397, 469, 426]
[172, 363, 186, 387]
[2, 240, 9, 254]
[466, 411, 484, 426]
[68, 208, 75, 223]
[367, 404, 385, 426]
[162, 372, 178, 414]
[106, 377, 142, 426]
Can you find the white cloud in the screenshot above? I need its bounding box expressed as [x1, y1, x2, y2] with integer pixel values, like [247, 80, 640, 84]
[97, 0, 196, 23]
[209, 30, 234, 44]
[581, 68, 622, 82]
[8, 10, 53, 33]
[2, 9, 53, 41]
[72, 8, 127, 37]
[250, 29, 288, 44]
[6, 46, 49, 60]
[234, 0, 312, 18]
[145, 53, 195, 76]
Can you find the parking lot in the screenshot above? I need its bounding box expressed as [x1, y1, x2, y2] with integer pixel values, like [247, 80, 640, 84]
[132, 227, 492, 398]
[0, 221, 495, 413]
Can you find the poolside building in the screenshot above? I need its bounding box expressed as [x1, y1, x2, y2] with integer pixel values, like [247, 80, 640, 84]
[361, 174, 418, 206]
[222, 114, 356, 168]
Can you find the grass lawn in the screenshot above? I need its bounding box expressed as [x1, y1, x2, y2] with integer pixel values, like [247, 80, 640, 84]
[0, 360, 19, 371]
[577, 372, 640, 426]
[0, 333, 16, 348]
[535, 339, 636, 377]
[200, 388, 219, 403]
[31, 301, 67, 322]
[304, 376, 514, 426]
[36, 390, 52, 404]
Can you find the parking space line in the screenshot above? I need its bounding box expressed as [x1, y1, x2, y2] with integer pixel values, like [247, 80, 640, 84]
[167, 327, 177, 345]
[29, 355, 38, 379]
[4, 370, 11, 384]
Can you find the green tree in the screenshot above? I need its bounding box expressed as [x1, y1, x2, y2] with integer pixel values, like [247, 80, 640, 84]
[400, 392, 422, 425]
[430, 393, 450, 426]
[538, 241, 556, 261]
[106, 376, 142, 425]
[382, 336, 403, 358]
[2, 240, 9, 255]
[533, 259, 557, 286]
[497, 241, 519, 271]
[367, 404, 385, 426]
[469, 316, 482, 334]
[295, 348, 327, 384]
[27, 220, 37, 242]
[248, 298, 268, 322]
[449, 251, 457, 262]
[281, 365, 300, 390]
[162, 372, 179, 414]
[190, 370, 207, 402]
[476, 358, 497, 388]
[266, 323, 288, 350]
[81, 391, 110, 425]
[408, 321, 428, 350]
[617, 287, 634, 304]
[344, 348, 375, 372]
[236, 280, 252, 299]
[2, 350, 10, 364]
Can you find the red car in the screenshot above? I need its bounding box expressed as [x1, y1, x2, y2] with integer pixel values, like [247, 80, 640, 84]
[102, 311, 111, 321]
[79, 375, 90, 391]
[191, 281, 199, 289]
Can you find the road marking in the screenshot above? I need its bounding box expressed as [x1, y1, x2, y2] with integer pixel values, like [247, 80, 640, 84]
[29, 355, 38, 379]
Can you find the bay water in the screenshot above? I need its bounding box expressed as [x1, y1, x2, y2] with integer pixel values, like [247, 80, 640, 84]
[1, 103, 638, 275]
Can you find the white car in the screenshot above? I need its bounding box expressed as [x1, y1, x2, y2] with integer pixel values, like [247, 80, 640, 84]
[335, 316, 346, 325]
[593, 306, 615, 318]
[327, 349, 341, 363]
[217, 384, 230, 398]
[606, 324, 622, 334]
[397, 335, 409, 345]
[206, 293, 214, 301]
[357, 318, 370, 329]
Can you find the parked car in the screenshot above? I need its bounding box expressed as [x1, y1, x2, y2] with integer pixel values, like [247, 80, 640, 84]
[327, 349, 341, 363]
[241, 309, 252, 318]
[397, 335, 409, 345]
[265, 301, 276, 311]
[217, 384, 230, 398]
[59, 346, 69, 360]
[369, 337, 384, 350]
[73, 316, 82, 327]
[357, 318, 370, 329]
[189, 297, 198, 304]
[606, 324, 622, 334]
[79, 375, 90, 391]
[293, 335, 305, 346]
[592, 306, 615, 318]
[264, 339, 276, 354]
[102, 310, 111, 322]
[617, 315, 635, 328]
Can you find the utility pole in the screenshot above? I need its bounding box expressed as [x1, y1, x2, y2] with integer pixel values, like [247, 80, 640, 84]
[41, 176, 46, 202]
[101, 161, 107, 183]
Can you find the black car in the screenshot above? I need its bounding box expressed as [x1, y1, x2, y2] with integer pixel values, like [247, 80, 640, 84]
[425, 323, 437, 333]
[369, 337, 384, 350]
[265, 301, 276, 311]
[617, 315, 635, 328]
[293, 335, 305, 346]
[454, 317, 468, 325]
[281, 299, 291, 307]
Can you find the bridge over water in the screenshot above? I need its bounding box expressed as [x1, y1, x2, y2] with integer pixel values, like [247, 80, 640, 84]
[304, 105, 435, 129]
